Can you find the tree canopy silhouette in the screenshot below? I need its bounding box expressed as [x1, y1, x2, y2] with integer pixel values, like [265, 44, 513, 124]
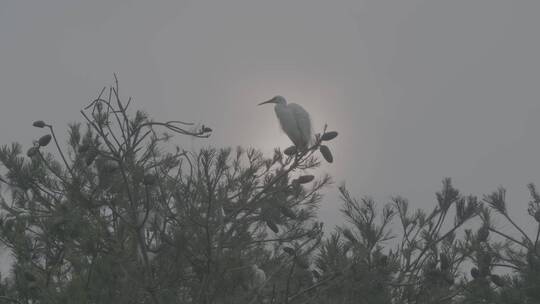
[1, 78, 540, 304]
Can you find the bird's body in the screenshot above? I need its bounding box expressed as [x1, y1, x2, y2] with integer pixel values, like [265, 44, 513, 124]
[259, 96, 312, 150]
[250, 264, 266, 289]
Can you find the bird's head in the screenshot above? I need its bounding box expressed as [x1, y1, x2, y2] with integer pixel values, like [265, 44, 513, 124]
[258, 95, 286, 106]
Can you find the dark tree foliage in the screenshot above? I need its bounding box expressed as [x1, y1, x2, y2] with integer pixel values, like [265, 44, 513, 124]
[309, 180, 540, 304]
[0, 79, 334, 304]
[309, 179, 479, 304]
[1, 79, 540, 304]
[455, 184, 540, 304]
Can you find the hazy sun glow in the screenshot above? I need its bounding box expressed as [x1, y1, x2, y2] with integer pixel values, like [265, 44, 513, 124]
[232, 74, 344, 153]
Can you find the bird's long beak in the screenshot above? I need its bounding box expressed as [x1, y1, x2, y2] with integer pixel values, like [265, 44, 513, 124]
[258, 97, 277, 106]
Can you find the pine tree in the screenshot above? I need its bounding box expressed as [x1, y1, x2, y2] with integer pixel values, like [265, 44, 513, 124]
[0, 78, 335, 304]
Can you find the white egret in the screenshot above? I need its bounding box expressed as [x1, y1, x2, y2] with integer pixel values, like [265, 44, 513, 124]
[250, 264, 267, 289]
[258, 96, 312, 150]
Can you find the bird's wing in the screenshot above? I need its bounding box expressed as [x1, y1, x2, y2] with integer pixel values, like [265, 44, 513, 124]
[274, 104, 303, 147]
[288, 103, 312, 148]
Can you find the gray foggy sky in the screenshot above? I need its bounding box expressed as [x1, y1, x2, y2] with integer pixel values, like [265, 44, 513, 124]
[1, 0, 540, 238]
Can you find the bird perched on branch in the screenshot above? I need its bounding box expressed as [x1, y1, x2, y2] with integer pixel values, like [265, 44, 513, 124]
[259, 96, 312, 150]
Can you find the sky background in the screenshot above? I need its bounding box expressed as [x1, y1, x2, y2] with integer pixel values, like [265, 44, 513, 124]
[1, 0, 540, 272]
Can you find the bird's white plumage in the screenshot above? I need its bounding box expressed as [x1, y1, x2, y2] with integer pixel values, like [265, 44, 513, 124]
[260, 96, 312, 150]
[251, 264, 266, 288]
